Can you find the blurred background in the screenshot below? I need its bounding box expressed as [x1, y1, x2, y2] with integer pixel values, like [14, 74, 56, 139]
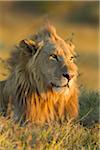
[0, 1, 99, 91]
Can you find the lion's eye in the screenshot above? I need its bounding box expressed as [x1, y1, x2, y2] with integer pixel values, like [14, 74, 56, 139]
[49, 54, 58, 61]
[70, 56, 75, 62]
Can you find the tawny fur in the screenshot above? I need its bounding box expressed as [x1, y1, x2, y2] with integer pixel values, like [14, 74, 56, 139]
[0, 24, 79, 124]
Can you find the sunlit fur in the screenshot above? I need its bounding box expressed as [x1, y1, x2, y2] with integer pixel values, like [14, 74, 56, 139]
[0, 25, 79, 124]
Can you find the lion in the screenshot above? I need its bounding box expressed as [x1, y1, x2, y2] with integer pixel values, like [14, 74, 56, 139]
[0, 24, 79, 124]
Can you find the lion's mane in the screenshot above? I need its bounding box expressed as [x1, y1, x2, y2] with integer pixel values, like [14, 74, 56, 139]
[0, 25, 79, 124]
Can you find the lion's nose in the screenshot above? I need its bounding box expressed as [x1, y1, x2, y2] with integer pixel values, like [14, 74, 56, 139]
[63, 72, 74, 81]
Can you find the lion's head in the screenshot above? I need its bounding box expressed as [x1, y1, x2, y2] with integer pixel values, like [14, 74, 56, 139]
[19, 25, 77, 94]
[7, 24, 79, 123]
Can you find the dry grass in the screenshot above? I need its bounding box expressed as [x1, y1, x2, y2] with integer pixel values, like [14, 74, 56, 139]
[0, 118, 99, 150]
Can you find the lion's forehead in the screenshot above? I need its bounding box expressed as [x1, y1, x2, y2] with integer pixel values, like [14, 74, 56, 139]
[43, 39, 72, 57]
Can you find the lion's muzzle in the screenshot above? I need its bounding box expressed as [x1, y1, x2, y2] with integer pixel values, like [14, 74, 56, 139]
[63, 72, 74, 82]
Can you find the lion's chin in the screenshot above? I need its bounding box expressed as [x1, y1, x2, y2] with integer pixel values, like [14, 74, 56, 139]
[52, 86, 70, 96]
[51, 78, 75, 94]
[51, 82, 70, 94]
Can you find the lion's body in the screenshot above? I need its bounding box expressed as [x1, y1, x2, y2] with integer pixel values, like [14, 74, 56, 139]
[0, 25, 79, 124]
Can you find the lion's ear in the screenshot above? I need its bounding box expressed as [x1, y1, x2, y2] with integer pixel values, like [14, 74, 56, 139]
[19, 39, 37, 56]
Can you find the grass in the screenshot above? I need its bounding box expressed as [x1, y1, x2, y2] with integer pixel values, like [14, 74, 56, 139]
[79, 89, 99, 126]
[0, 90, 99, 150]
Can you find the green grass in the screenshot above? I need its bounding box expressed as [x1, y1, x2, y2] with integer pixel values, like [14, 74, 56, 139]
[0, 90, 99, 150]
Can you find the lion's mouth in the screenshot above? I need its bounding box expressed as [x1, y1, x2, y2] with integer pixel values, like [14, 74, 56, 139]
[51, 83, 69, 88]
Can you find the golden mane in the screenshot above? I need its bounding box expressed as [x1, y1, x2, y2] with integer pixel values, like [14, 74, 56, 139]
[26, 87, 79, 124]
